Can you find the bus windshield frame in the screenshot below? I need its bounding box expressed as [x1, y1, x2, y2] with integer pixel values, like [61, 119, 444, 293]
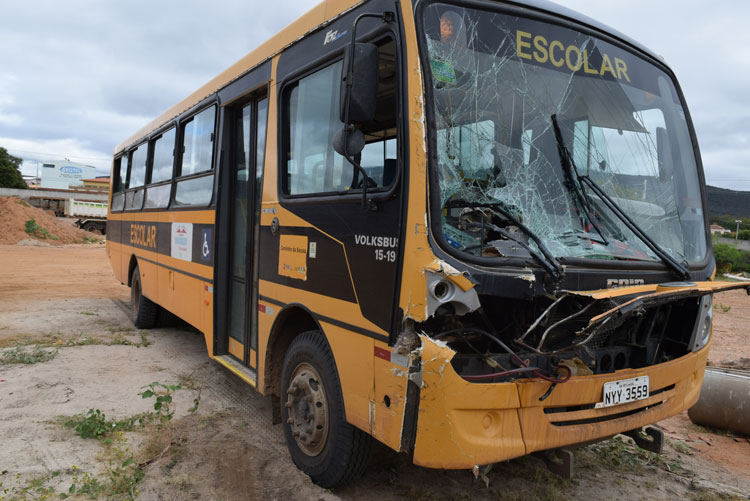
[417, 0, 709, 273]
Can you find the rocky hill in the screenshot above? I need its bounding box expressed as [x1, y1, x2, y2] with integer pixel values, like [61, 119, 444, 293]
[706, 185, 750, 218]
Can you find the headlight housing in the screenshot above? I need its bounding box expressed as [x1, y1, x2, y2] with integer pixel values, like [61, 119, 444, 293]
[688, 294, 713, 352]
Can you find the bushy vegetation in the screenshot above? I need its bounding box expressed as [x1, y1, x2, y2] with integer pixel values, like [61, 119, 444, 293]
[713, 243, 750, 273]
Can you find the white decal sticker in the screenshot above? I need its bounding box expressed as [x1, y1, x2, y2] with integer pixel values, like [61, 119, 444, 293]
[309, 241, 317, 259]
[171, 223, 193, 261]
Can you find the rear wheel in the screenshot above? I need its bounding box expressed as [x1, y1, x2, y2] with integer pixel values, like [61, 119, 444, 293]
[82, 222, 101, 234]
[131, 264, 159, 329]
[281, 330, 371, 488]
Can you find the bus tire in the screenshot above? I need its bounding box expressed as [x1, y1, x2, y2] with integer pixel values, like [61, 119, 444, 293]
[131, 264, 159, 329]
[281, 330, 371, 488]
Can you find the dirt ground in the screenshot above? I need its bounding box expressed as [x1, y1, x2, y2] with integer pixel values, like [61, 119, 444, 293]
[0, 196, 104, 245]
[0, 244, 748, 500]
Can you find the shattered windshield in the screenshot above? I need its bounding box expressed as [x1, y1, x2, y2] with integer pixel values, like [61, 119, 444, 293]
[421, 4, 707, 265]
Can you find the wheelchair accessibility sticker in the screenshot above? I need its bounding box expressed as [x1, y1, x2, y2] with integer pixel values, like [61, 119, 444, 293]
[201, 229, 212, 262]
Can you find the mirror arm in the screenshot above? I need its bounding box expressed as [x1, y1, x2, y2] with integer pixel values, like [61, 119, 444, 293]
[342, 11, 394, 209]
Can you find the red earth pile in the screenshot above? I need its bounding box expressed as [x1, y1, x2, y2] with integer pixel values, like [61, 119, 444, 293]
[0, 196, 103, 245]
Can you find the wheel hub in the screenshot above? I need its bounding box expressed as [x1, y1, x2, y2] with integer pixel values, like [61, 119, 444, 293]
[285, 362, 329, 456]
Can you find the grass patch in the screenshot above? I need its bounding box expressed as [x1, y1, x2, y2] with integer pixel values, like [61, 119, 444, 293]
[77, 311, 98, 316]
[713, 302, 732, 313]
[110, 331, 151, 347]
[15, 199, 31, 207]
[24, 218, 58, 240]
[585, 436, 693, 477]
[0, 331, 150, 350]
[81, 236, 100, 244]
[0, 345, 58, 364]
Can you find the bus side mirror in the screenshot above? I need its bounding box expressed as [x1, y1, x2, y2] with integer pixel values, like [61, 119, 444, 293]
[340, 43, 378, 124]
[333, 127, 365, 157]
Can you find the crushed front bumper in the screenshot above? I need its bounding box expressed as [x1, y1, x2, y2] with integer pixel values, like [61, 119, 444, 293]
[412, 334, 709, 469]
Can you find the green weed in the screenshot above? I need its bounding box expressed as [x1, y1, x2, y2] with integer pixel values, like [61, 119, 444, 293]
[713, 302, 732, 313]
[140, 382, 182, 423]
[24, 218, 57, 240]
[0, 345, 58, 364]
[64, 409, 151, 441]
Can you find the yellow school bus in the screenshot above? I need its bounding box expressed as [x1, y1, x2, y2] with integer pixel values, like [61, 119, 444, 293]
[106, 0, 749, 487]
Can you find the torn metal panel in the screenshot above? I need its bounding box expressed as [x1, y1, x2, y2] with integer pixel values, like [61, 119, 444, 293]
[412, 335, 526, 468]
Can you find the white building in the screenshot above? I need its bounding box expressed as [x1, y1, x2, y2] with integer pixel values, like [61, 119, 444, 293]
[39, 160, 97, 190]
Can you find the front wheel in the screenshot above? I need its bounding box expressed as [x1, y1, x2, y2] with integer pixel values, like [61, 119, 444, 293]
[131, 263, 159, 329]
[281, 330, 371, 488]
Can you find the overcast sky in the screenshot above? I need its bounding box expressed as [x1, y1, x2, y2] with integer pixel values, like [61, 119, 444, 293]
[1, 0, 748, 191]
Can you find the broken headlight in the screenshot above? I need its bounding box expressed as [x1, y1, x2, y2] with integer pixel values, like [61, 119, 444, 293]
[687, 294, 713, 352]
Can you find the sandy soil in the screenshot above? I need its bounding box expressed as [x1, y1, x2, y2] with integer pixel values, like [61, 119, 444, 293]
[0, 244, 748, 500]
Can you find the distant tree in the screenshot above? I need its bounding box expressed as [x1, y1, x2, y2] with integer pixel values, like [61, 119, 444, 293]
[0, 147, 27, 189]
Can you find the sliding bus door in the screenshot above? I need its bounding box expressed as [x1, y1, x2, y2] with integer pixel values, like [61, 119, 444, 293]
[226, 95, 269, 366]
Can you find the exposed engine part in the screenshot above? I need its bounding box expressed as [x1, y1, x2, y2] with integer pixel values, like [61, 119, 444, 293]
[416, 287, 726, 383]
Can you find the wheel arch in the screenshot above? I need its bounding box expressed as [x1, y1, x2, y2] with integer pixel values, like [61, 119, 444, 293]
[263, 303, 331, 398]
[127, 254, 139, 287]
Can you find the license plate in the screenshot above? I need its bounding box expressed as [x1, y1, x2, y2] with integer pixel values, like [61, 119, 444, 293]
[595, 376, 649, 409]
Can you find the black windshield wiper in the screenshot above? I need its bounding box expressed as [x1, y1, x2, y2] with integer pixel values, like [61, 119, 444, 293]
[550, 114, 608, 245]
[445, 200, 564, 281]
[550, 115, 690, 280]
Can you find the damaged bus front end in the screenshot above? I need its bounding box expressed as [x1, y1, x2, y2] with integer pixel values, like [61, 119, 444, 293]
[397, 0, 750, 470]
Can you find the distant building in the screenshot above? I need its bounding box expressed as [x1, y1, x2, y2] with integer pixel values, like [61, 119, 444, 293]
[710, 224, 731, 235]
[39, 160, 97, 190]
[81, 177, 110, 190]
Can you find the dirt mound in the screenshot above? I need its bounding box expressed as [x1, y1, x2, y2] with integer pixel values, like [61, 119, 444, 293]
[0, 196, 103, 245]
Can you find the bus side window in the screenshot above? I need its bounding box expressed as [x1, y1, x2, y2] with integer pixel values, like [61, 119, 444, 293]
[283, 38, 398, 196]
[125, 144, 147, 210]
[144, 126, 175, 209]
[285, 61, 349, 195]
[175, 105, 217, 206]
[111, 154, 128, 211]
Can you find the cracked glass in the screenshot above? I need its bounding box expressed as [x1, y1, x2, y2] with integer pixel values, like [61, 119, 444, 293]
[421, 4, 707, 265]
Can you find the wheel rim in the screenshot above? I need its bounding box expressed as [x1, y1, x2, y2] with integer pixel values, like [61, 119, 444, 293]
[285, 362, 329, 456]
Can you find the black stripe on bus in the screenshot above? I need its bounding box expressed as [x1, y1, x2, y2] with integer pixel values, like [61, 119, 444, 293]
[258, 295, 389, 344]
[136, 255, 214, 284]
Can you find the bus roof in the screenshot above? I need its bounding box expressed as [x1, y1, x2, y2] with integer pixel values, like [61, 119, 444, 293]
[114, 0, 666, 155]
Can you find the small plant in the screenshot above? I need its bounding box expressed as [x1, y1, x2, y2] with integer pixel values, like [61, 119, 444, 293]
[140, 382, 182, 423]
[65, 409, 149, 440]
[713, 302, 731, 313]
[0, 345, 58, 364]
[24, 218, 57, 240]
[15, 199, 31, 207]
[81, 236, 100, 244]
